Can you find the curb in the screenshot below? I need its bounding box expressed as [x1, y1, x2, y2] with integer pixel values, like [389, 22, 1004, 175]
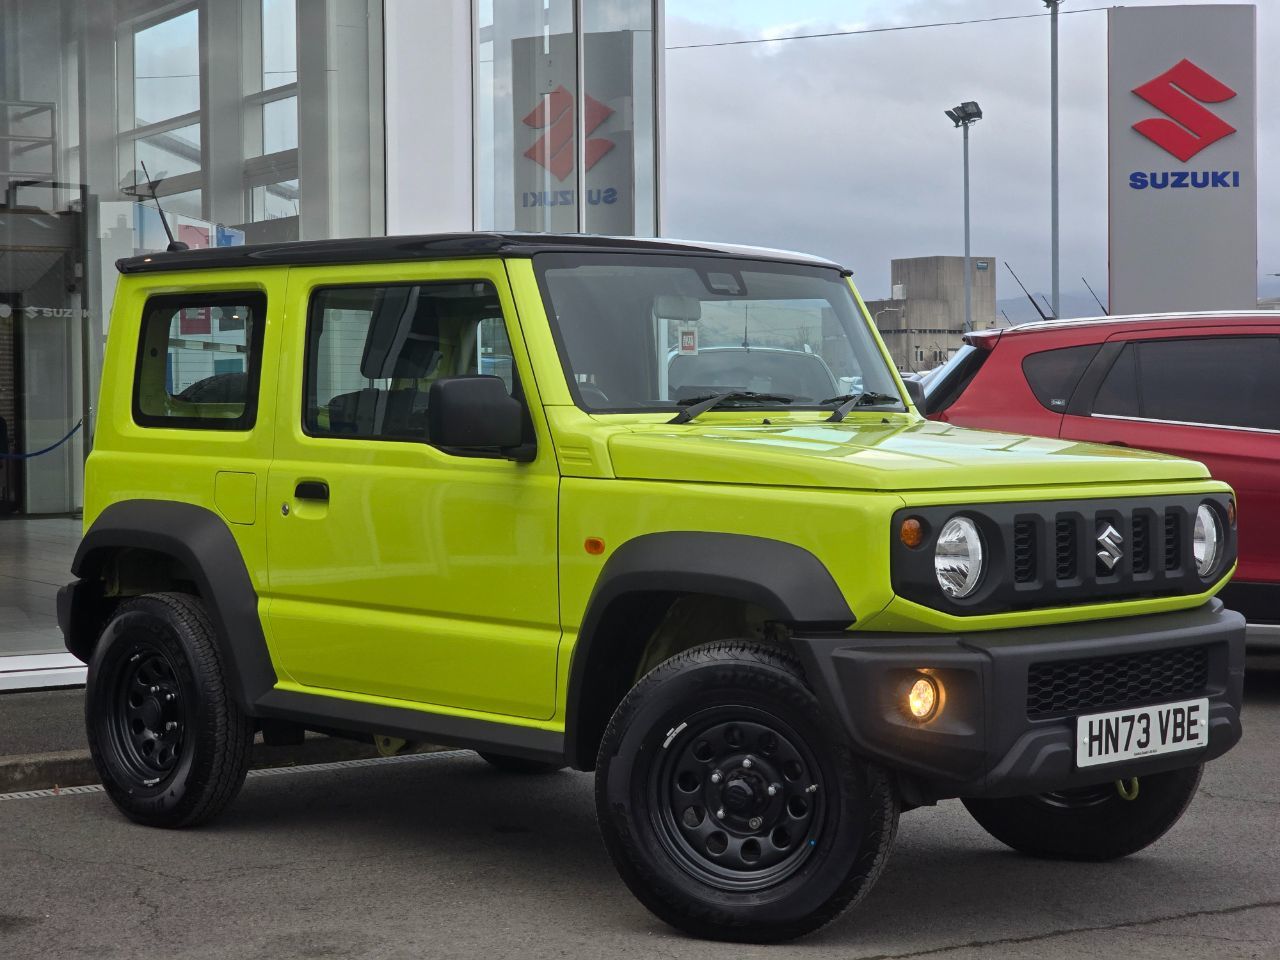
[0, 738, 446, 794]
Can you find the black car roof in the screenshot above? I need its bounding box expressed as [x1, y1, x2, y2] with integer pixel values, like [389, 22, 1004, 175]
[116, 232, 850, 275]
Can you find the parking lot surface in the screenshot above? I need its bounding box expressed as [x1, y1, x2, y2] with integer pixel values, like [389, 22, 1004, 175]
[2, 665, 1277, 960]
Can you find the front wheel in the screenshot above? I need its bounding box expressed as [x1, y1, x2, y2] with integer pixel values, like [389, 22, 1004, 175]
[595, 641, 898, 943]
[962, 765, 1203, 861]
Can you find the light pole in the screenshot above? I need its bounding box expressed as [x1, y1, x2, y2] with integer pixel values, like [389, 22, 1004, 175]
[1044, 1, 1062, 319]
[945, 101, 982, 332]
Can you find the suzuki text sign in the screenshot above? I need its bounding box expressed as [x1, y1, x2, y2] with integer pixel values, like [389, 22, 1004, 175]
[1108, 5, 1256, 314]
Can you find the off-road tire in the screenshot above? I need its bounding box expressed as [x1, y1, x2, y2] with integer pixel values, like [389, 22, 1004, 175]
[477, 751, 564, 774]
[85, 592, 253, 828]
[595, 641, 899, 943]
[962, 764, 1203, 861]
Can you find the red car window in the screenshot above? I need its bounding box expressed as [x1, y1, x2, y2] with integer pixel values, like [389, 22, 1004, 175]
[1094, 336, 1280, 430]
[1021, 344, 1100, 412]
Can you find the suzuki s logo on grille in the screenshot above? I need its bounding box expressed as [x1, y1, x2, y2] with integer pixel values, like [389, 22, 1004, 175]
[1097, 523, 1124, 572]
[522, 85, 615, 182]
[1131, 59, 1237, 162]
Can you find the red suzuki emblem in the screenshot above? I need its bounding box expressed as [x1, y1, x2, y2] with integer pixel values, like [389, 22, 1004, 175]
[522, 85, 615, 182]
[1131, 59, 1237, 162]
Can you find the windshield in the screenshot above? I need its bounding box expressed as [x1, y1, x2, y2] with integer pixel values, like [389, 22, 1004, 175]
[534, 253, 904, 414]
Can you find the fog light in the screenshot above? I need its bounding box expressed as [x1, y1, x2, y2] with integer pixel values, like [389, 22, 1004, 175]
[907, 676, 939, 721]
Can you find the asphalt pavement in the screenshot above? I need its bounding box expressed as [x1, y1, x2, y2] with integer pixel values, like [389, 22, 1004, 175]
[2, 665, 1277, 960]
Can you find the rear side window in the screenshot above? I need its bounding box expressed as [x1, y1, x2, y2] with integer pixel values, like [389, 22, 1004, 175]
[1136, 337, 1280, 430]
[133, 292, 266, 430]
[304, 281, 515, 442]
[1021, 344, 1099, 411]
[1093, 336, 1280, 429]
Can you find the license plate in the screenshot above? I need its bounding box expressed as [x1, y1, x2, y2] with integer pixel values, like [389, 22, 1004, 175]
[1075, 697, 1209, 768]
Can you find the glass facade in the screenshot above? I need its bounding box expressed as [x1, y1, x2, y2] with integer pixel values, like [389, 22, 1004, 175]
[0, 0, 385, 522]
[474, 0, 659, 236]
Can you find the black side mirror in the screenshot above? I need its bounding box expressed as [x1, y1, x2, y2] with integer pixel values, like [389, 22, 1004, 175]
[903, 378, 925, 410]
[428, 376, 530, 459]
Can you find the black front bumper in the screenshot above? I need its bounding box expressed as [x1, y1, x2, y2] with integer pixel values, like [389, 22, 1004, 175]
[792, 599, 1245, 801]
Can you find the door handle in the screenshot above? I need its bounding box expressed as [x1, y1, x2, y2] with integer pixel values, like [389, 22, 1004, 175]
[295, 480, 329, 502]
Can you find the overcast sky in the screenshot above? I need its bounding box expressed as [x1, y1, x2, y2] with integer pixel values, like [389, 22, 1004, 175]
[662, 0, 1278, 309]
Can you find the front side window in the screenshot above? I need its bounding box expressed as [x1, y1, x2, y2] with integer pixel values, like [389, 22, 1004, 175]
[305, 282, 515, 442]
[534, 254, 903, 413]
[133, 293, 266, 430]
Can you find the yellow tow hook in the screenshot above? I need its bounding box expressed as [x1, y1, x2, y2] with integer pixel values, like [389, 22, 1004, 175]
[1115, 777, 1140, 801]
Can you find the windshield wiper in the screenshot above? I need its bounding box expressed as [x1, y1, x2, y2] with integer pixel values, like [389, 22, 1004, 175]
[668, 391, 794, 424]
[822, 391, 903, 422]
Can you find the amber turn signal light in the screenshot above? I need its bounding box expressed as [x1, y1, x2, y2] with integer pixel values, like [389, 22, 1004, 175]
[584, 537, 606, 555]
[1227, 499, 1236, 528]
[899, 518, 924, 549]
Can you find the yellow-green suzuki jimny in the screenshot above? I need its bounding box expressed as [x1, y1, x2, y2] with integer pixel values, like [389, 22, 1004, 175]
[60, 234, 1244, 942]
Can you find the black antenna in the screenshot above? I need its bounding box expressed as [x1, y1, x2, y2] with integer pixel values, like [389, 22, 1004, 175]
[139, 161, 189, 252]
[1000, 309, 1011, 326]
[1082, 276, 1109, 315]
[1038, 293, 1057, 319]
[1004, 261, 1050, 321]
[742, 303, 751, 350]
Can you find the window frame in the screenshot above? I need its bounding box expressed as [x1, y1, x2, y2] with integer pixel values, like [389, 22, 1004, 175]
[301, 278, 524, 448]
[132, 290, 268, 431]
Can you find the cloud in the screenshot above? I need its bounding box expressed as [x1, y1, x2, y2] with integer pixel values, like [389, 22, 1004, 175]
[663, 0, 1277, 308]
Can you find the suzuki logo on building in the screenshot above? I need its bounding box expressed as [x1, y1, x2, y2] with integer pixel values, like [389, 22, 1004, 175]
[1131, 58, 1237, 162]
[522, 85, 615, 182]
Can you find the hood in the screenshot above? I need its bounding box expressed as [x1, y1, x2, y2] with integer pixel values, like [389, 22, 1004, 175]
[606, 417, 1209, 492]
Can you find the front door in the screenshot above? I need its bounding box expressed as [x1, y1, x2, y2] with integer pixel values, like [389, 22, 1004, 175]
[264, 260, 561, 720]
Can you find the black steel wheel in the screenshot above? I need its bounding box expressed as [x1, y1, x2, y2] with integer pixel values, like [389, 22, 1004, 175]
[962, 764, 1204, 861]
[86, 592, 253, 828]
[651, 710, 824, 891]
[106, 643, 188, 781]
[596, 641, 898, 943]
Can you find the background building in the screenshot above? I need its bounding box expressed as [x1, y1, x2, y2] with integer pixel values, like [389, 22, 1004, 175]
[0, 0, 662, 517]
[866, 255, 999, 372]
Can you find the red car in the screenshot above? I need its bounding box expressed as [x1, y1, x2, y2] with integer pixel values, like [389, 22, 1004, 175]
[924, 311, 1280, 647]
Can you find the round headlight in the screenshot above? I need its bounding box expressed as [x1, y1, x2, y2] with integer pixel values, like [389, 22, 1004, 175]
[935, 516, 985, 598]
[1193, 503, 1222, 577]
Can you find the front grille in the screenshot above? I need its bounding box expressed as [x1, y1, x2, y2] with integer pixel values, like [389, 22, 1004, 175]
[1165, 511, 1182, 570]
[1055, 519, 1076, 581]
[1026, 645, 1209, 719]
[891, 494, 1233, 615]
[1013, 520, 1037, 584]
[1132, 514, 1151, 575]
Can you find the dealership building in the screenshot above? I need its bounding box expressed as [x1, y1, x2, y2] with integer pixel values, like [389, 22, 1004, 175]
[0, 0, 662, 517]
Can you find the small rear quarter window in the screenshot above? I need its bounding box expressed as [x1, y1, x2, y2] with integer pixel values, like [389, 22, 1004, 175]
[1021, 344, 1099, 412]
[133, 292, 266, 430]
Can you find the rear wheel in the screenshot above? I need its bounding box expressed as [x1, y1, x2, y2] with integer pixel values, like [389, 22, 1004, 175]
[962, 765, 1203, 861]
[595, 641, 898, 943]
[85, 592, 253, 828]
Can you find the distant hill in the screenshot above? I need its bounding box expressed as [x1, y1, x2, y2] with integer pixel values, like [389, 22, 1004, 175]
[996, 277, 1280, 326]
[995, 291, 1108, 326]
